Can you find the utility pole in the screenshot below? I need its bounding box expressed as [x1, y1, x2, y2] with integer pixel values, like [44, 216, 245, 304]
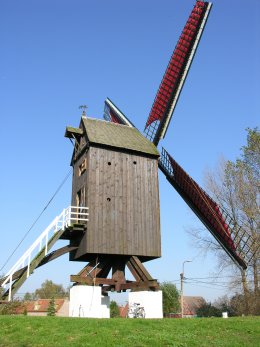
[180, 272, 184, 318]
[180, 260, 192, 318]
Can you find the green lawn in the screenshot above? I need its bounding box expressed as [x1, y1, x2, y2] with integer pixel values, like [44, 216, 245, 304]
[0, 316, 259, 347]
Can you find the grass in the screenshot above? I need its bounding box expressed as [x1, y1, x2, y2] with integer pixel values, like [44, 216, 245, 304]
[0, 316, 259, 347]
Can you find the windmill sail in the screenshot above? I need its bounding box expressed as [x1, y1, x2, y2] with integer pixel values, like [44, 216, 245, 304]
[144, 1, 212, 145]
[159, 148, 257, 270]
[104, 98, 134, 127]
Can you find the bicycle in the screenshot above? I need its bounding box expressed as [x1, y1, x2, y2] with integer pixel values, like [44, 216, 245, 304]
[128, 302, 145, 318]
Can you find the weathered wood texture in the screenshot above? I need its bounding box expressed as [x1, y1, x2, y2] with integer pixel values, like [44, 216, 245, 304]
[71, 146, 161, 260]
[70, 255, 159, 292]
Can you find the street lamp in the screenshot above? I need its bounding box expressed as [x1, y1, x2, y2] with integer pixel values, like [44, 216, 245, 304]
[180, 260, 192, 318]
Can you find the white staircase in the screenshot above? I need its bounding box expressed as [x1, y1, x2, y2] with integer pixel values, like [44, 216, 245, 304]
[1, 206, 88, 301]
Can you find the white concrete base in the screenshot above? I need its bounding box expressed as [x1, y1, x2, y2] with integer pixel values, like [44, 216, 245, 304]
[128, 291, 163, 319]
[69, 285, 110, 318]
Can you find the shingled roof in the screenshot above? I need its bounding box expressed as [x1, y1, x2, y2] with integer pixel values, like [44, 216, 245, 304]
[183, 296, 205, 316]
[16, 299, 66, 314]
[82, 117, 159, 157]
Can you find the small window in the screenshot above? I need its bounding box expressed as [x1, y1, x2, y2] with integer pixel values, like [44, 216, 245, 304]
[79, 159, 87, 176]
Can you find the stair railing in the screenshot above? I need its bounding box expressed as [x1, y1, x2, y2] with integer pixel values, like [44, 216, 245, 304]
[1, 206, 88, 300]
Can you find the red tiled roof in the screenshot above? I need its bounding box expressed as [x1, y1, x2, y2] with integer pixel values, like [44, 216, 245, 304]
[119, 303, 128, 318]
[183, 296, 205, 316]
[16, 299, 65, 314]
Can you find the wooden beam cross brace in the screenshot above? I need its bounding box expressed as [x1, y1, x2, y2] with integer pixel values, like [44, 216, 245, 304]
[71, 255, 159, 292]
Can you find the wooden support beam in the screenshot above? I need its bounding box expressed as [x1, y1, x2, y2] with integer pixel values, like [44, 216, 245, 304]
[77, 257, 112, 279]
[112, 259, 126, 292]
[126, 260, 141, 281]
[127, 256, 154, 281]
[97, 262, 112, 279]
[77, 259, 98, 278]
[132, 256, 154, 280]
[70, 255, 159, 293]
[120, 280, 159, 291]
[70, 275, 116, 286]
[38, 245, 78, 267]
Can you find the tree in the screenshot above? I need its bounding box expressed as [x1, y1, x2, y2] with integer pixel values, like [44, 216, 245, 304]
[160, 282, 180, 315]
[213, 292, 260, 317]
[23, 306, 28, 316]
[0, 300, 22, 315]
[196, 302, 221, 317]
[188, 128, 260, 315]
[110, 300, 120, 318]
[35, 280, 67, 299]
[239, 128, 260, 296]
[23, 292, 37, 301]
[47, 297, 56, 316]
[213, 295, 236, 317]
[229, 291, 260, 316]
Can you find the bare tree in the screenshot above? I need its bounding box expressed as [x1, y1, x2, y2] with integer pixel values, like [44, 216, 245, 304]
[188, 128, 259, 314]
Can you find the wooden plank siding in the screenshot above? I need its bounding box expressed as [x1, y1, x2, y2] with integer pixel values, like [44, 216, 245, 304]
[71, 146, 161, 260]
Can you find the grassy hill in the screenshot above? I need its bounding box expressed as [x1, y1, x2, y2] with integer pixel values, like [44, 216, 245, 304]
[0, 316, 259, 347]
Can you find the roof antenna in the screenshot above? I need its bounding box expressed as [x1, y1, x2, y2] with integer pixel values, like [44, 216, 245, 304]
[79, 105, 88, 117]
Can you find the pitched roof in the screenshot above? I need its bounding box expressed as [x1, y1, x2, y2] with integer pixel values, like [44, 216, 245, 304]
[183, 296, 205, 315]
[82, 117, 159, 157]
[16, 299, 66, 313]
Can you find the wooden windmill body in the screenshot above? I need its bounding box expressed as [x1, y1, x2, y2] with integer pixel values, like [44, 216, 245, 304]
[65, 117, 161, 292]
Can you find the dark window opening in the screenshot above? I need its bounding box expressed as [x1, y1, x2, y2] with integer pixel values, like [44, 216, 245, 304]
[79, 159, 87, 176]
[76, 187, 85, 222]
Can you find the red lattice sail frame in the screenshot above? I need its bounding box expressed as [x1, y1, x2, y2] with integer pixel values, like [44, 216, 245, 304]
[159, 148, 252, 269]
[145, 1, 212, 144]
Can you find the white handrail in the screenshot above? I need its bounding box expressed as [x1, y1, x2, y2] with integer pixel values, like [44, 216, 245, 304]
[1, 206, 88, 299]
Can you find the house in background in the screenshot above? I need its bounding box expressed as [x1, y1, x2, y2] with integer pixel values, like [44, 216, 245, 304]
[16, 299, 69, 316]
[14, 295, 205, 318]
[165, 296, 206, 318]
[182, 296, 205, 318]
[119, 303, 128, 318]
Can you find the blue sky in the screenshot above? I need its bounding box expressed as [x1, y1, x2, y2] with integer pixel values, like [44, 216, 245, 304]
[1, 0, 259, 303]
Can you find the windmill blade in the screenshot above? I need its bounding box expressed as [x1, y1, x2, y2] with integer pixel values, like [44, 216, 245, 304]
[159, 148, 257, 270]
[145, 1, 212, 145]
[103, 98, 134, 127]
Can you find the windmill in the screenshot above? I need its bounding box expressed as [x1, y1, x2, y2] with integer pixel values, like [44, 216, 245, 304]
[1, 1, 256, 306]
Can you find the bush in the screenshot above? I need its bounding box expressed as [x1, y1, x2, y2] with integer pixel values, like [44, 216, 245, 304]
[160, 282, 180, 315]
[0, 300, 23, 315]
[196, 302, 222, 317]
[47, 297, 56, 316]
[110, 300, 120, 318]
